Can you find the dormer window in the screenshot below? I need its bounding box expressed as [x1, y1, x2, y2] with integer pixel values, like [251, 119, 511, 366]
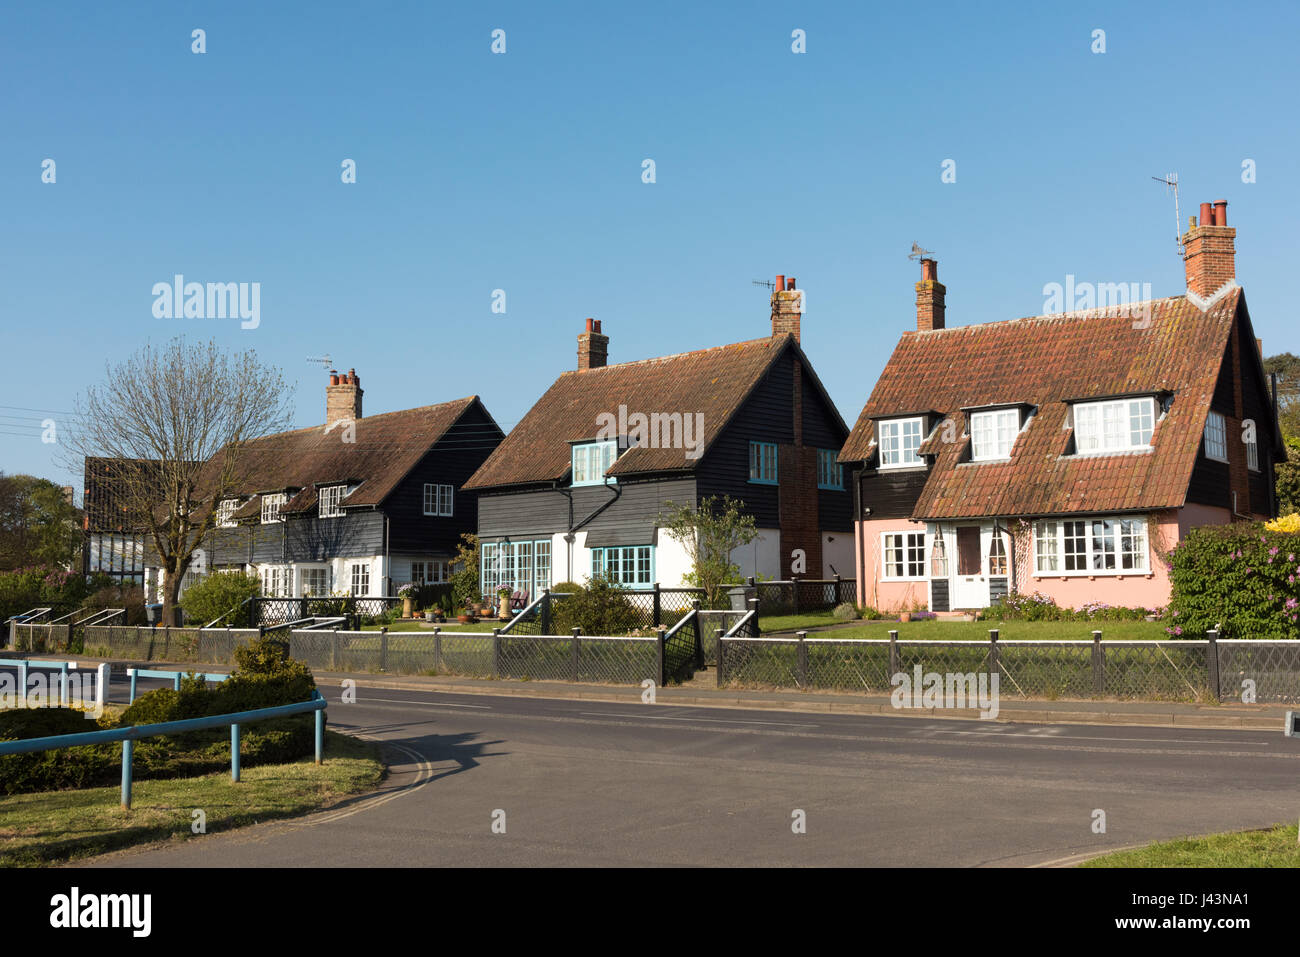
[260, 492, 287, 524]
[572, 440, 618, 486]
[969, 409, 1021, 461]
[1073, 397, 1156, 454]
[320, 484, 348, 519]
[216, 498, 240, 528]
[878, 417, 924, 469]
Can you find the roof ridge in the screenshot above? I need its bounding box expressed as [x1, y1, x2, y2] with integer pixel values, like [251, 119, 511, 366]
[907, 293, 1208, 334]
[559, 336, 780, 375]
[245, 395, 477, 442]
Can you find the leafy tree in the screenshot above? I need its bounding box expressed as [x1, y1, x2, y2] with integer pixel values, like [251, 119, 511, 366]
[61, 339, 293, 626]
[178, 571, 261, 626]
[449, 533, 481, 609]
[659, 495, 758, 607]
[1264, 352, 1300, 440]
[0, 473, 82, 571]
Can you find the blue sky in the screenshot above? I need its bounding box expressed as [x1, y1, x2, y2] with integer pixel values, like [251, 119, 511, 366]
[4, 0, 1297, 488]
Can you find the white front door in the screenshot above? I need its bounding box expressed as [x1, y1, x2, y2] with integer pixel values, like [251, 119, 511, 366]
[951, 525, 989, 609]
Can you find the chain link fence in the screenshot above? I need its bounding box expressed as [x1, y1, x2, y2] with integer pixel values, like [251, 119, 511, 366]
[717, 634, 1300, 703]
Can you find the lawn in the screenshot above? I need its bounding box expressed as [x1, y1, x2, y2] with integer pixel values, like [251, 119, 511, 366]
[0, 731, 383, 867]
[363, 620, 502, 633]
[759, 612, 842, 632]
[1082, 823, 1300, 867]
[805, 619, 1170, 641]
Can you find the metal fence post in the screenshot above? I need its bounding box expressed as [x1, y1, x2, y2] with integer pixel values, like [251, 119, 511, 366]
[792, 575, 800, 616]
[833, 574, 841, 606]
[17, 659, 27, 704]
[571, 628, 581, 681]
[657, 628, 667, 686]
[889, 629, 900, 677]
[652, 583, 661, 629]
[315, 709, 324, 764]
[1091, 630, 1104, 695]
[59, 662, 70, 706]
[128, 667, 137, 704]
[231, 723, 241, 782]
[796, 630, 808, 687]
[331, 628, 340, 670]
[1207, 628, 1221, 703]
[492, 628, 501, 678]
[988, 628, 1000, 679]
[748, 597, 760, 635]
[433, 626, 442, 673]
[716, 630, 727, 685]
[121, 738, 133, 809]
[540, 589, 552, 635]
[173, 671, 182, 693]
[691, 601, 703, 667]
[380, 627, 389, 672]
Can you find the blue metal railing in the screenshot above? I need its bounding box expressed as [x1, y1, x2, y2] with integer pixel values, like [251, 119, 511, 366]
[0, 656, 108, 708]
[126, 667, 231, 703]
[0, 672, 328, 808]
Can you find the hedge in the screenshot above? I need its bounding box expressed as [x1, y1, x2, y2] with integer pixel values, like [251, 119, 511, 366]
[1167, 521, 1300, 639]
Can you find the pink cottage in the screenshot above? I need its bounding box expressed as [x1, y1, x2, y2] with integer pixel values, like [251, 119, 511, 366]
[838, 201, 1284, 613]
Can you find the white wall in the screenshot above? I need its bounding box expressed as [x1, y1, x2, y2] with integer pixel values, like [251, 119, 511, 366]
[822, 531, 854, 579]
[729, 529, 782, 581]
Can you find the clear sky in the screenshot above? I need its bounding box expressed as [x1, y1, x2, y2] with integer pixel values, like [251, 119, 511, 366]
[4, 0, 1297, 489]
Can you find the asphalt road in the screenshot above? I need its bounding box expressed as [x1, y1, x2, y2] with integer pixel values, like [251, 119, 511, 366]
[57, 678, 1300, 868]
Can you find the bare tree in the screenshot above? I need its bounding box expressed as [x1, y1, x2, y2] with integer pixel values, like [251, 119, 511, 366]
[62, 339, 293, 625]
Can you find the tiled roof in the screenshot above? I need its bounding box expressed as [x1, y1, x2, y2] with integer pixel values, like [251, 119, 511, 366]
[208, 397, 484, 520]
[839, 292, 1243, 519]
[464, 336, 799, 490]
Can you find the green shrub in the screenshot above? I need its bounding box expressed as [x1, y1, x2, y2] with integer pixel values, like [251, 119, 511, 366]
[551, 575, 641, 635]
[832, 602, 858, 621]
[179, 571, 261, 626]
[1168, 522, 1300, 639]
[550, 581, 585, 595]
[0, 707, 119, 794]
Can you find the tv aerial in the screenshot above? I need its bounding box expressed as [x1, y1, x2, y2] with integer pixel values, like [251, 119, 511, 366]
[908, 242, 934, 261]
[306, 355, 334, 368]
[751, 279, 776, 290]
[1151, 173, 1184, 254]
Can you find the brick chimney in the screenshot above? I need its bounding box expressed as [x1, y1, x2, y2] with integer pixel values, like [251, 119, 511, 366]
[915, 258, 945, 331]
[770, 275, 802, 342]
[1182, 199, 1236, 300]
[326, 368, 363, 426]
[578, 318, 608, 370]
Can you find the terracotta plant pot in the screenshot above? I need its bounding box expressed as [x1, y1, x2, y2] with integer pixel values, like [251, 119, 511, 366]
[899, 612, 913, 623]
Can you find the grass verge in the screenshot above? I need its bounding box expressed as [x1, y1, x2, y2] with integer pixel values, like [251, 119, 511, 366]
[1081, 823, 1300, 867]
[0, 730, 383, 867]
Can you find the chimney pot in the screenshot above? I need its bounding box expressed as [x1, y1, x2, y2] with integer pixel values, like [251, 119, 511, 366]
[1183, 199, 1236, 298]
[326, 366, 363, 425]
[578, 319, 609, 370]
[786, 277, 796, 290]
[770, 273, 801, 343]
[915, 259, 945, 332]
[774, 275, 785, 293]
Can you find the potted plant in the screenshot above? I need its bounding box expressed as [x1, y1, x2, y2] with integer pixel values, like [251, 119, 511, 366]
[398, 583, 418, 618]
[497, 586, 512, 619]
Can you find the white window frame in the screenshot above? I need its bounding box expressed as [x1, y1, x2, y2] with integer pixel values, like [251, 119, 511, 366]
[1033, 517, 1149, 576]
[350, 562, 371, 597]
[969, 409, 1020, 461]
[319, 484, 347, 519]
[423, 483, 454, 517]
[261, 493, 287, 524]
[216, 498, 240, 528]
[1203, 410, 1228, 462]
[300, 565, 331, 597]
[878, 417, 924, 469]
[880, 531, 927, 580]
[1073, 397, 1157, 454]
[573, 441, 618, 487]
[259, 564, 290, 597]
[410, 560, 448, 585]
